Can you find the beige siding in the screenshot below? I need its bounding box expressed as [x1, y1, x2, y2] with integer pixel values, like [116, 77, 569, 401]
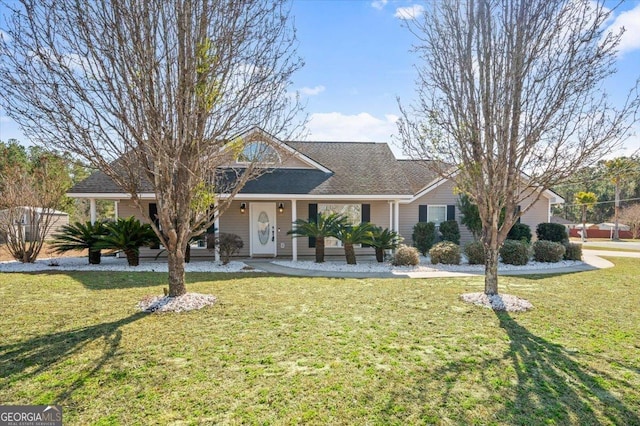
[400, 180, 553, 246]
[400, 180, 474, 245]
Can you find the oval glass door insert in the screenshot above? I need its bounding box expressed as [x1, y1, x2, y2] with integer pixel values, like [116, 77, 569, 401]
[257, 211, 270, 245]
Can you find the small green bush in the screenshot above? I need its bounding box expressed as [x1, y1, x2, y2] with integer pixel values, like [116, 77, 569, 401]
[533, 240, 566, 263]
[392, 245, 421, 266]
[507, 223, 532, 243]
[563, 242, 582, 261]
[464, 241, 485, 265]
[536, 222, 568, 243]
[429, 241, 461, 265]
[499, 240, 530, 265]
[412, 222, 436, 256]
[439, 220, 460, 245]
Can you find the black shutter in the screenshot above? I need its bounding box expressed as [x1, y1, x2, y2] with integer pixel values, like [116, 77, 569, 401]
[148, 203, 160, 249]
[361, 204, 370, 223]
[148, 203, 159, 227]
[308, 203, 318, 248]
[516, 205, 522, 224]
[447, 205, 455, 221]
[419, 205, 428, 222]
[361, 204, 371, 247]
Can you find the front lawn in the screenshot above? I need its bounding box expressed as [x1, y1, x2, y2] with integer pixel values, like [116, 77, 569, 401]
[0, 260, 638, 425]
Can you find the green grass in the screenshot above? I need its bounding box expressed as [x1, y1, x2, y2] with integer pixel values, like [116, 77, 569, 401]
[582, 245, 640, 252]
[1, 260, 639, 425]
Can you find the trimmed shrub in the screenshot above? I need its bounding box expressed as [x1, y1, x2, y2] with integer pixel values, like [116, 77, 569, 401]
[429, 241, 461, 265]
[439, 220, 460, 245]
[392, 244, 420, 266]
[464, 241, 485, 265]
[412, 222, 436, 256]
[216, 233, 243, 265]
[507, 223, 532, 243]
[533, 240, 566, 263]
[563, 242, 582, 261]
[536, 222, 568, 243]
[499, 240, 530, 265]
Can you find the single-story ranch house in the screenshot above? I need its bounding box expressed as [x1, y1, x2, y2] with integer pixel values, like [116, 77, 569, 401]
[67, 128, 564, 260]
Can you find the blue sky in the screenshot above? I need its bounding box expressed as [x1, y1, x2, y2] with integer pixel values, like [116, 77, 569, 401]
[1, 0, 640, 158]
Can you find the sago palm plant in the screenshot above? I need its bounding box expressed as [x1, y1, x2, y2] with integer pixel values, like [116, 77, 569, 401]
[288, 212, 348, 263]
[333, 222, 375, 265]
[365, 226, 403, 262]
[51, 220, 109, 264]
[95, 216, 158, 266]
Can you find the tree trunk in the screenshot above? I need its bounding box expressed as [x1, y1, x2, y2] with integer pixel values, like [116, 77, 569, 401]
[167, 249, 187, 297]
[89, 249, 101, 265]
[484, 242, 499, 295]
[375, 247, 384, 263]
[613, 184, 620, 241]
[344, 242, 356, 265]
[124, 249, 139, 266]
[315, 237, 325, 263]
[582, 206, 587, 242]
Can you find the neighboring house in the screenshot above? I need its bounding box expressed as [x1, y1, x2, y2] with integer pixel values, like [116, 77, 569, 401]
[0, 207, 69, 243]
[67, 128, 564, 259]
[567, 222, 633, 239]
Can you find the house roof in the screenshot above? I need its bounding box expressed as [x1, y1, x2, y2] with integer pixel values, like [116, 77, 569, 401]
[396, 160, 441, 194]
[286, 142, 413, 195]
[68, 141, 415, 197]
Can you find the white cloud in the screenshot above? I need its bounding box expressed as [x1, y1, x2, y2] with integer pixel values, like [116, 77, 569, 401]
[305, 112, 399, 143]
[394, 5, 425, 20]
[299, 85, 326, 96]
[371, 0, 388, 10]
[606, 3, 640, 55]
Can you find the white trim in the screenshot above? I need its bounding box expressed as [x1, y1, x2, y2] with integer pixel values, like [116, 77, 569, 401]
[393, 201, 400, 233]
[232, 127, 333, 173]
[291, 199, 298, 261]
[69, 192, 412, 201]
[90, 199, 97, 224]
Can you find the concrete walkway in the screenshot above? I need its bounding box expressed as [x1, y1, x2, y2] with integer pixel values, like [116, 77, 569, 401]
[244, 249, 626, 279]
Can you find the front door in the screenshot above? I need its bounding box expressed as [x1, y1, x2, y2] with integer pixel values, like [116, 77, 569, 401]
[250, 202, 277, 257]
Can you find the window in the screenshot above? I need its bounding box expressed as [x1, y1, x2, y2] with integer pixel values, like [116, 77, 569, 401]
[318, 203, 361, 248]
[237, 141, 281, 164]
[428, 205, 447, 226]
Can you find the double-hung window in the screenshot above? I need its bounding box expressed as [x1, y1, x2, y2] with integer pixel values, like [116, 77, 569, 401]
[318, 203, 361, 248]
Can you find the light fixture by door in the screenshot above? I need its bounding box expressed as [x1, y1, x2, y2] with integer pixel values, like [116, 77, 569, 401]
[278, 202, 284, 213]
[240, 203, 246, 214]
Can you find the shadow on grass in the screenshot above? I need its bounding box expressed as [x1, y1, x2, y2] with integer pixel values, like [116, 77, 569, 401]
[495, 311, 639, 425]
[5, 270, 269, 290]
[0, 312, 147, 403]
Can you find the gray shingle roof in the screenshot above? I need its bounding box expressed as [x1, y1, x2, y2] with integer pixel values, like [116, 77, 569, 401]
[69, 141, 423, 196]
[396, 160, 441, 194]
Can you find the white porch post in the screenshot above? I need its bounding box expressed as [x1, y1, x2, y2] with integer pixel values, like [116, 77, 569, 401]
[89, 198, 97, 224]
[214, 215, 220, 262]
[291, 199, 297, 261]
[389, 201, 393, 230]
[393, 201, 400, 233]
[114, 201, 119, 220]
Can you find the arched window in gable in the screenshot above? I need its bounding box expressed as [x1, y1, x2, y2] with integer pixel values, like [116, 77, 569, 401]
[237, 141, 281, 164]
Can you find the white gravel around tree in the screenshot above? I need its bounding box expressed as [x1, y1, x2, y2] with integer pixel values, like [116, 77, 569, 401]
[138, 293, 217, 313]
[460, 292, 534, 312]
[0, 256, 258, 273]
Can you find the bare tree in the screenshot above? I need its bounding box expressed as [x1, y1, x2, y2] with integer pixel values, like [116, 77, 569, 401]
[617, 204, 640, 239]
[398, 0, 639, 295]
[0, 160, 70, 263]
[0, 0, 303, 296]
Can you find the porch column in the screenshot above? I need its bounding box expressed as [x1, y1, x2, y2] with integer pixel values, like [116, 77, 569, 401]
[89, 198, 97, 224]
[114, 201, 119, 220]
[389, 201, 393, 230]
[393, 201, 400, 233]
[291, 199, 297, 261]
[214, 215, 220, 262]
